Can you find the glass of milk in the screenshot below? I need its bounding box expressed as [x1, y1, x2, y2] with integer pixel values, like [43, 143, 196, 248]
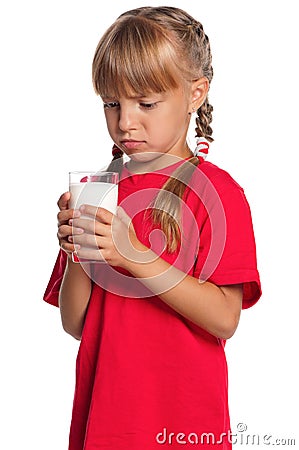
[69, 171, 119, 262]
[69, 171, 119, 213]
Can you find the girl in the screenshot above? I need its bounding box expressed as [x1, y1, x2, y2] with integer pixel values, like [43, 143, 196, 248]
[44, 6, 261, 450]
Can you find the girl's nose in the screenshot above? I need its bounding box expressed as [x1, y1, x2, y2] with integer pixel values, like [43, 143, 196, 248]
[118, 107, 137, 131]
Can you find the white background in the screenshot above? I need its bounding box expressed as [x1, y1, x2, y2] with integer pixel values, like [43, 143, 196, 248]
[1, 0, 298, 448]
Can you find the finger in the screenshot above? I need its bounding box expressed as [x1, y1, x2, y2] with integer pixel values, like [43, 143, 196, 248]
[57, 192, 71, 211]
[75, 246, 105, 262]
[57, 224, 84, 239]
[71, 233, 108, 249]
[57, 224, 72, 239]
[115, 206, 136, 238]
[60, 241, 80, 254]
[79, 205, 114, 224]
[116, 206, 132, 227]
[71, 217, 111, 236]
[57, 208, 81, 225]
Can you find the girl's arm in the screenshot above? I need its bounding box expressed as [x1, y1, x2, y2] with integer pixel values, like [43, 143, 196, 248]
[59, 257, 92, 340]
[124, 246, 242, 340]
[57, 193, 92, 340]
[72, 206, 243, 340]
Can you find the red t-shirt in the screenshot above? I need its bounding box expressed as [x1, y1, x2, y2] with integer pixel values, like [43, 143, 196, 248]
[44, 159, 261, 450]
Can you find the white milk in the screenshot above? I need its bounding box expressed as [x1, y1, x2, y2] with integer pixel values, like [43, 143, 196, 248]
[69, 182, 118, 214]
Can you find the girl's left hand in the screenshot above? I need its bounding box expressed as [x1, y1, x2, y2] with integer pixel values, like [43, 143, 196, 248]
[70, 204, 146, 268]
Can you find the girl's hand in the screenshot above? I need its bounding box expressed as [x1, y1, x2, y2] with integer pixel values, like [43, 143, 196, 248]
[71, 205, 149, 268]
[57, 192, 83, 257]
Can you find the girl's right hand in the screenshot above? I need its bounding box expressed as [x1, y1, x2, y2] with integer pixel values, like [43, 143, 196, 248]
[57, 192, 83, 257]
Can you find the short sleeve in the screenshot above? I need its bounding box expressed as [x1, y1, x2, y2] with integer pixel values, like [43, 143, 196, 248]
[43, 249, 67, 307]
[192, 175, 261, 309]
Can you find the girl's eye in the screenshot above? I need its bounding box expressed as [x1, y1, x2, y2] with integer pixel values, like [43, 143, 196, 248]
[103, 102, 119, 109]
[103, 101, 158, 110]
[140, 102, 157, 110]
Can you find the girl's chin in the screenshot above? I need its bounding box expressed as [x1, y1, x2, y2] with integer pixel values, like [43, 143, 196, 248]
[125, 151, 183, 173]
[127, 151, 162, 162]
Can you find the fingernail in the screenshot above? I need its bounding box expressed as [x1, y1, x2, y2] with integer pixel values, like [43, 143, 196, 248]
[69, 219, 73, 225]
[73, 210, 81, 217]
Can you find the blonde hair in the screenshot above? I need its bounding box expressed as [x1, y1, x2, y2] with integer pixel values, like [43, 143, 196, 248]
[92, 6, 214, 252]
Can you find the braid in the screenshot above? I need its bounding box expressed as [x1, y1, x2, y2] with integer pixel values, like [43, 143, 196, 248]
[195, 100, 214, 143]
[151, 157, 199, 253]
[106, 145, 124, 174]
[191, 22, 214, 142]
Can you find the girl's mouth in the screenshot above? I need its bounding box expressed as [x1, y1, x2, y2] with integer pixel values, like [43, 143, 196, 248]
[121, 140, 145, 149]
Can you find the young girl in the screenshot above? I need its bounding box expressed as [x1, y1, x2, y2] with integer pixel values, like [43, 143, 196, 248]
[44, 6, 261, 450]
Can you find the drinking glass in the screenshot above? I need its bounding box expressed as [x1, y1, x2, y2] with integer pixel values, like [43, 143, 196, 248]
[69, 171, 119, 262]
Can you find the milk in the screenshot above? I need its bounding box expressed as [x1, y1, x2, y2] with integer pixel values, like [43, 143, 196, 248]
[69, 182, 118, 214]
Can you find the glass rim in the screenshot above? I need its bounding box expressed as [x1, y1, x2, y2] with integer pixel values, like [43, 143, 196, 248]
[68, 171, 118, 175]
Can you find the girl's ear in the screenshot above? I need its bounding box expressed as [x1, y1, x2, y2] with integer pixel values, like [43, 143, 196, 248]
[189, 77, 209, 112]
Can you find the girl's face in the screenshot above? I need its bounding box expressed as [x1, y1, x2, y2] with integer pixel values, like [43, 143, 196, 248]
[102, 85, 195, 164]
